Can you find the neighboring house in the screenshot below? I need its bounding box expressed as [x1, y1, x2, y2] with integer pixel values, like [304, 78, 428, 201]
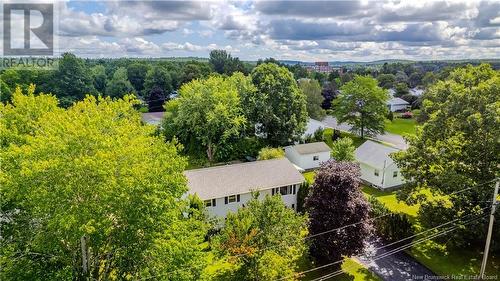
[355, 140, 405, 189]
[141, 112, 165, 125]
[185, 158, 304, 218]
[387, 97, 410, 112]
[303, 118, 325, 137]
[285, 142, 331, 170]
[409, 87, 424, 96]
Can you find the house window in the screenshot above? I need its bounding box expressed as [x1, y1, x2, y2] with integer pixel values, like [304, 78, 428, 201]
[293, 185, 297, 194]
[292, 204, 295, 210]
[313, 155, 319, 161]
[374, 169, 380, 176]
[393, 171, 398, 178]
[280, 186, 289, 195]
[225, 195, 237, 204]
[205, 199, 216, 207]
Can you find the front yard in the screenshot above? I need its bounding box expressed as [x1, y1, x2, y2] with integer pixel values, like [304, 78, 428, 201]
[384, 118, 417, 136]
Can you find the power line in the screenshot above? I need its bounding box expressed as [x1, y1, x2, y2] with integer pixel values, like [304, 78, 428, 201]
[273, 205, 493, 281]
[308, 214, 489, 281]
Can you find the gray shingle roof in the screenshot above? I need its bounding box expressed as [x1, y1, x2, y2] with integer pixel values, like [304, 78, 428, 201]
[290, 142, 331, 155]
[387, 97, 410, 106]
[184, 158, 304, 199]
[355, 140, 400, 169]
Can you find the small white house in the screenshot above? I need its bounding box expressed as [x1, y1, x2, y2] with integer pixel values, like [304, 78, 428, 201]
[285, 142, 331, 170]
[387, 97, 410, 112]
[355, 140, 405, 189]
[184, 158, 304, 218]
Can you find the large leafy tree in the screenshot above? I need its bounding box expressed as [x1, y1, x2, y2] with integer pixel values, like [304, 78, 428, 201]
[143, 65, 173, 100]
[209, 50, 246, 75]
[180, 61, 211, 85]
[376, 73, 396, 89]
[162, 75, 246, 162]
[213, 194, 307, 281]
[248, 63, 308, 146]
[0, 91, 208, 280]
[298, 79, 326, 120]
[127, 62, 150, 93]
[305, 160, 372, 266]
[52, 53, 96, 107]
[105, 67, 135, 98]
[333, 75, 389, 138]
[90, 65, 107, 94]
[393, 64, 500, 249]
[330, 137, 355, 161]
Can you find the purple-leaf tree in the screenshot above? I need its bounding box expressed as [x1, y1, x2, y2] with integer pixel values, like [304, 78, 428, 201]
[305, 160, 372, 266]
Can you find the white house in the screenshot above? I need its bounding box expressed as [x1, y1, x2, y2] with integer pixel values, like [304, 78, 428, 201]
[285, 142, 331, 170]
[184, 158, 304, 218]
[387, 97, 410, 112]
[355, 140, 405, 189]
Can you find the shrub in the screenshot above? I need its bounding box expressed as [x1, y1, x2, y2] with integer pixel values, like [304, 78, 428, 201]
[313, 127, 324, 142]
[257, 147, 285, 160]
[368, 197, 414, 247]
[331, 129, 342, 142]
[387, 111, 394, 121]
[330, 137, 355, 161]
[296, 181, 310, 214]
[401, 111, 413, 119]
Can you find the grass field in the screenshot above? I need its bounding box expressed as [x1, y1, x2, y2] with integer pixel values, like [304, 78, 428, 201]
[361, 186, 419, 218]
[384, 118, 417, 136]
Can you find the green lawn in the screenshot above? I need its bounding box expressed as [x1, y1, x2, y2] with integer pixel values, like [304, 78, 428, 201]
[301, 257, 381, 281]
[361, 186, 419, 218]
[384, 118, 417, 136]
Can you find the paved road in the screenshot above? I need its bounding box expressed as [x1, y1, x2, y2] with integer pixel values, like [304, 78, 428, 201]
[356, 238, 436, 281]
[321, 116, 408, 149]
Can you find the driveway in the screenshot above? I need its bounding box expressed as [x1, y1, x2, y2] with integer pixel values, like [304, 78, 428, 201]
[321, 116, 408, 149]
[356, 238, 436, 281]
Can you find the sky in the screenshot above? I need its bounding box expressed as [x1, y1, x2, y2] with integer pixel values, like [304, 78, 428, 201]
[6, 0, 500, 61]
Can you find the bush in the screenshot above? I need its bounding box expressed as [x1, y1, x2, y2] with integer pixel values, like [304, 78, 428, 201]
[332, 129, 342, 142]
[257, 147, 285, 160]
[313, 127, 324, 142]
[401, 111, 413, 119]
[296, 181, 310, 214]
[368, 197, 414, 247]
[387, 111, 394, 121]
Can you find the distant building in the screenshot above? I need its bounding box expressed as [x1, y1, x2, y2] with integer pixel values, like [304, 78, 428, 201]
[185, 158, 304, 218]
[387, 97, 410, 112]
[355, 140, 405, 189]
[304, 62, 343, 74]
[285, 142, 331, 170]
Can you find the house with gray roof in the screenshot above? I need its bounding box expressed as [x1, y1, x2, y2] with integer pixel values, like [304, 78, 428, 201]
[387, 97, 410, 112]
[285, 142, 331, 171]
[355, 140, 405, 189]
[184, 158, 304, 218]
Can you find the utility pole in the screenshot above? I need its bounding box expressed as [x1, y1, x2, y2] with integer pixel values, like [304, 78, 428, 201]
[480, 180, 499, 279]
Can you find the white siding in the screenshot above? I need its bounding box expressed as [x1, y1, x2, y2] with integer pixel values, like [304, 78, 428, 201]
[359, 162, 405, 189]
[285, 148, 330, 170]
[204, 184, 301, 218]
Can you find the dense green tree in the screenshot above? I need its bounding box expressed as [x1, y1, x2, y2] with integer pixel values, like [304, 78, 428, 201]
[321, 81, 338, 110]
[376, 73, 396, 89]
[330, 137, 355, 161]
[52, 53, 96, 107]
[90, 65, 107, 93]
[333, 75, 389, 138]
[395, 70, 409, 84]
[180, 61, 211, 85]
[213, 194, 307, 281]
[421, 72, 437, 87]
[105, 67, 135, 98]
[248, 63, 308, 146]
[209, 50, 246, 75]
[305, 160, 371, 266]
[408, 71, 423, 88]
[257, 147, 285, 160]
[394, 82, 409, 97]
[163, 75, 246, 162]
[143, 65, 173, 100]
[0, 91, 208, 280]
[298, 79, 326, 120]
[127, 62, 150, 93]
[393, 64, 500, 250]
[0, 77, 12, 102]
